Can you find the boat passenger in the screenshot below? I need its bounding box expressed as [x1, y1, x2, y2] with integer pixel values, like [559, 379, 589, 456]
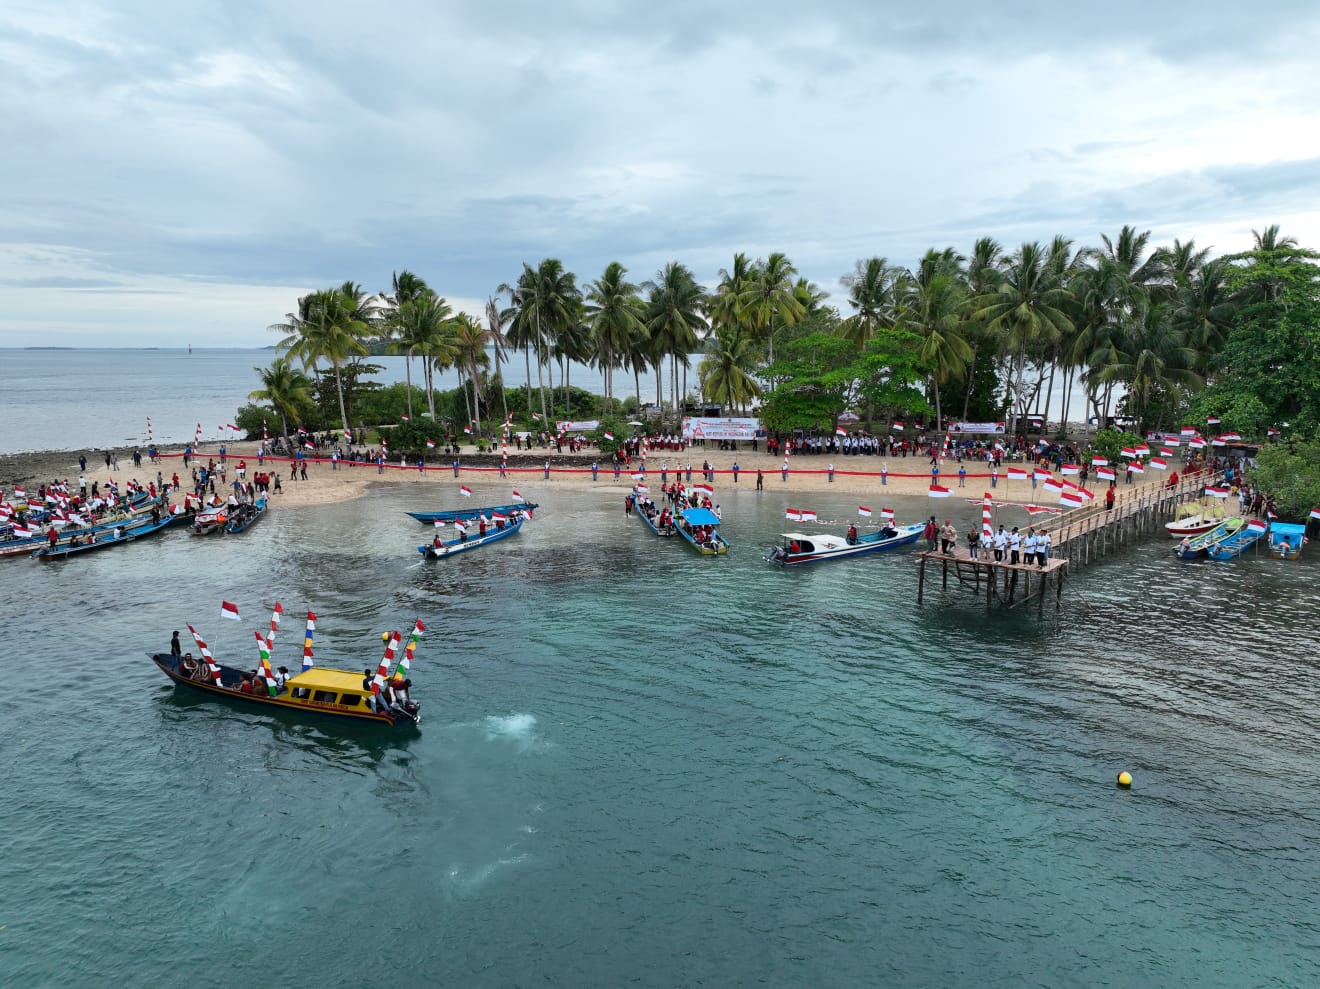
[846, 524, 858, 545]
[180, 653, 199, 678]
[238, 676, 254, 694]
[393, 679, 412, 706]
[170, 631, 182, 657]
[789, 540, 801, 555]
[275, 666, 290, 691]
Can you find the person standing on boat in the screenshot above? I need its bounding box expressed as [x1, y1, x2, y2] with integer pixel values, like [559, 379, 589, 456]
[846, 524, 858, 545]
[170, 631, 182, 657]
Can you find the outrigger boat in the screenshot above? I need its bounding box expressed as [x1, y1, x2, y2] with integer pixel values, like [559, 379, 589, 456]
[676, 507, 728, 555]
[418, 513, 524, 559]
[407, 501, 536, 524]
[32, 513, 179, 560]
[1172, 517, 1244, 560]
[224, 496, 267, 534]
[1267, 521, 1307, 560]
[767, 522, 924, 566]
[1206, 519, 1268, 561]
[152, 616, 426, 728]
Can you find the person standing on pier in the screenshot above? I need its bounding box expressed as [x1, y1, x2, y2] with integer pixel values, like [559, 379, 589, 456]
[939, 519, 957, 555]
[1008, 527, 1021, 564]
[1023, 528, 1037, 565]
[1037, 530, 1051, 567]
[1105, 486, 1116, 511]
[967, 526, 981, 560]
[993, 525, 1006, 562]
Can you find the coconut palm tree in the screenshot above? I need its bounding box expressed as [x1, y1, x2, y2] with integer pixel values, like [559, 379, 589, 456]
[451, 312, 489, 433]
[957, 238, 1004, 421]
[383, 270, 432, 419]
[973, 242, 1074, 437]
[897, 252, 972, 430]
[739, 252, 805, 366]
[838, 256, 901, 350]
[485, 296, 513, 424]
[271, 286, 372, 435]
[395, 292, 457, 421]
[584, 261, 647, 414]
[709, 253, 755, 335]
[1172, 259, 1238, 360]
[699, 325, 762, 414]
[644, 261, 706, 423]
[504, 259, 580, 423]
[1090, 299, 1202, 429]
[249, 357, 314, 452]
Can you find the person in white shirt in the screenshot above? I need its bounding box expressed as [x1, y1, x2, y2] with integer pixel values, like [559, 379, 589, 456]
[1022, 529, 1038, 564]
[993, 526, 1007, 562]
[1037, 530, 1051, 567]
[1008, 528, 1022, 565]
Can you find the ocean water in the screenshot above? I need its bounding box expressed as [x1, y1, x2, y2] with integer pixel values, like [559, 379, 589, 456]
[1, 477, 1317, 988]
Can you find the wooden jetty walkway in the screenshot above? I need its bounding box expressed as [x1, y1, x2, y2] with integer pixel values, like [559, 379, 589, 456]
[915, 472, 1212, 611]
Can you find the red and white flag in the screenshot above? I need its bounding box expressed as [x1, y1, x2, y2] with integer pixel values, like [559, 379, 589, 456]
[1043, 478, 1065, 492]
[1181, 425, 1196, 437]
[891, 421, 904, 431]
[1007, 467, 1028, 480]
[1267, 428, 1280, 437]
[693, 483, 714, 495]
[1134, 443, 1150, 456]
[463, 426, 472, 435]
[785, 509, 802, 521]
[531, 412, 542, 421]
[1309, 507, 1320, 520]
[426, 439, 436, 448]
[1205, 486, 1229, 498]
[433, 520, 446, 528]
[928, 484, 951, 498]
[1206, 416, 1220, 425]
[1033, 469, 1052, 481]
[1150, 457, 1168, 470]
[799, 509, 818, 522]
[1188, 437, 1206, 450]
[459, 485, 472, 497]
[1024, 504, 1063, 515]
[1211, 436, 1226, 447]
[1090, 456, 1108, 467]
[1128, 462, 1145, 474]
[603, 431, 614, 441]
[1219, 432, 1241, 442]
[1246, 519, 1267, 534]
[493, 512, 509, 522]
[304, 441, 314, 450]
[221, 600, 241, 621]
[1159, 447, 1174, 457]
[880, 508, 895, 521]
[1120, 447, 1137, 458]
[343, 429, 353, 441]
[835, 427, 847, 437]
[1078, 487, 1096, 501]
[512, 490, 524, 502]
[1060, 463, 1080, 475]
[857, 506, 872, 517]
[1060, 491, 1084, 509]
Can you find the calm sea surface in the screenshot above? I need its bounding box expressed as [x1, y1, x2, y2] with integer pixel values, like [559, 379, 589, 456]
[1, 466, 1317, 987]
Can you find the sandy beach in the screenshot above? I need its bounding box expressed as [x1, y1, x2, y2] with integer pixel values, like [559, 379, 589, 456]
[2, 440, 1179, 515]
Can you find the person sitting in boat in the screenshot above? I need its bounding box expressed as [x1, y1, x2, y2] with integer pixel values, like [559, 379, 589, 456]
[846, 524, 858, 545]
[789, 539, 801, 555]
[393, 678, 412, 707]
[238, 675, 254, 694]
[179, 652, 199, 678]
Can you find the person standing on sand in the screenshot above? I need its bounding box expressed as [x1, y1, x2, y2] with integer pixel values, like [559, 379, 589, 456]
[756, 469, 763, 491]
[881, 462, 888, 486]
[732, 461, 739, 483]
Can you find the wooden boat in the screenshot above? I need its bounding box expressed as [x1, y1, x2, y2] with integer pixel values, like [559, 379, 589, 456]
[676, 507, 728, 555]
[223, 496, 267, 534]
[32, 513, 179, 560]
[1206, 519, 1268, 561]
[629, 487, 677, 537]
[1165, 504, 1229, 538]
[417, 514, 524, 559]
[768, 522, 924, 566]
[408, 502, 536, 524]
[1172, 517, 1244, 560]
[0, 493, 160, 557]
[191, 504, 227, 535]
[1267, 522, 1307, 560]
[151, 653, 420, 728]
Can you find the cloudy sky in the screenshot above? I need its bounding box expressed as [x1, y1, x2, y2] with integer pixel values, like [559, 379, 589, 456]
[3, 0, 1319, 347]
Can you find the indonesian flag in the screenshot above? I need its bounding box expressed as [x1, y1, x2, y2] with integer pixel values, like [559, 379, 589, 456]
[833, 427, 846, 437]
[1007, 467, 1028, 480]
[1090, 456, 1108, 467]
[227, 423, 239, 431]
[1043, 478, 1065, 492]
[304, 442, 314, 450]
[1024, 504, 1063, 515]
[221, 600, 240, 621]
[1220, 432, 1241, 442]
[1150, 457, 1168, 470]
[1188, 437, 1206, 449]
[785, 509, 802, 521]
[532, 413, 542, 421]
[1206, 416, 1220, 425]
[1128, 462, 1145, 474]
[928, 484, 951, 498]
[634, 485, 649, 494]
[1038, 437, 1050, 448]
[1060, 491, 1084, 509]
[426, 439, 436, 448]
[1205, 486, 1229, 498]
[493, 512, 509, 522]
[459, 485, 472, 497]
[880, 508, 895, 521]
[1060, 463, 1080, 475]
[512, 490, 524, 502]
[433, 520, 446, 528]
[1211, 436, 1226, 447]
[1159, 447, 1173, 457]
[1246, 519, 1267, 535]
[401, 414, 410, 421]
[1033, 469, 1052, 481]
[1309, 507, 1320, 520]
[858, 506, 872, 517]
[1134, 444, 1150, 456]
[1267, 428, 1280, 437]
[453, 519, 467, 532]
[463, 426, 472, 434]
[1120, 447, 1137, 458]
[799, 509, 818, 522]
[343, 429, 353, 441]
[1181, 426, 1196, 437]
[13, 487, 26, 500]
[891, 421, 904, 431]
[1078, 487, 1096, 501]
[603, 431, 614, 441]
[693, 483, 714, 495]
[13, 524, 33, 537]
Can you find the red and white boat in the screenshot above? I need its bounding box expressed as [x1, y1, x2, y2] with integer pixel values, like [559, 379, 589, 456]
[1166, 513, 1227, 538]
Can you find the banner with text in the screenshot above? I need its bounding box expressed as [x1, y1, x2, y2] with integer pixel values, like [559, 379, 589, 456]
[681, 417, 764, 441]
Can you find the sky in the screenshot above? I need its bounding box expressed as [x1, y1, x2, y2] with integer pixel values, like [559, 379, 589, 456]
[3, 0, 1319, 347]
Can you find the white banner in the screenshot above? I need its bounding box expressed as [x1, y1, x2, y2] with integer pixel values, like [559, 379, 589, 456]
[555, 420, 600, 433]
[681, 417, 763, 440]
[948, 421, 1006, 434]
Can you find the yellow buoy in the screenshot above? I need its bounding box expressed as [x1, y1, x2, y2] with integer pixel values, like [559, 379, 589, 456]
[1117, 771, 1132, 788]
[382, 631, 391, 642]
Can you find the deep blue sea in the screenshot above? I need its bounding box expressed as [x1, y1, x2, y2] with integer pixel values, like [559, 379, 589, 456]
[1, 354, 1318, 988]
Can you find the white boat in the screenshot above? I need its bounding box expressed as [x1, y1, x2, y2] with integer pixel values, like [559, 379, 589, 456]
[767, 523, 923, 566]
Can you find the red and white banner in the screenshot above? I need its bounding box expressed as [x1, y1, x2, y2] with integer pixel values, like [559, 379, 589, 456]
[880, 508, 895, 521]
[1060, 464, 1080, 475]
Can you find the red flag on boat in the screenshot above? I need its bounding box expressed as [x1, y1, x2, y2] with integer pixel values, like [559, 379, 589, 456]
[221, 600, 240, 621]
[1246, 519, 1267, 534]
[857, 506, 872, 517]
[799, 509, 818, 522]
[880, 508, 895, 521]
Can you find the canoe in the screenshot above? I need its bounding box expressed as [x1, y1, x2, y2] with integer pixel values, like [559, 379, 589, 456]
[0, 493, 161, 557]
[1267, 522, 1307, 560]
[32, 513, 179, 560]
[151, 653, 420, 728]
[1206, 520, 1268, 561]
[223, 496, 267, 534]
[408, 502, 537, 524]
[629, 488, 677, 537]
[676, 506, 728, 556]
[768, 522, 924, 566]
[1172, 517, 1244, 560]
[417, 515, 524, 559]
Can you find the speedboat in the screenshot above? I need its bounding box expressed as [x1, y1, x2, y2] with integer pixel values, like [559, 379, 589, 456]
[768, 523, 923, 566]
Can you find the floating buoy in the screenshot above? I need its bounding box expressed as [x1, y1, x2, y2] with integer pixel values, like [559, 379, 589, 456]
[1117, 771, 1132, 788]
[382, 631, 390, 642]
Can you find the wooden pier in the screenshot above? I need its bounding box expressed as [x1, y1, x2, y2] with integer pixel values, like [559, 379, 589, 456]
[915, 472, 1211, 610]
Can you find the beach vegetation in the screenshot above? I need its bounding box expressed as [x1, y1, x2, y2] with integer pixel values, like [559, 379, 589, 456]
[248, 357, 315, 450]
[1247, 438, 1320, 520]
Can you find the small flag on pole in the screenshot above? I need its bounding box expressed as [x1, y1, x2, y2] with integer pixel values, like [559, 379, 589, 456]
[1007, 467, 1028, 480]
[891, 421, 904, 431]
[1246, 519, 1267, 534]
[221, 600, 240, 621]
[799, 509, 818, 522]
[1090, 456, 1108, 467]
[603, 431, 614, 441]
[880, 508, 895, 521]
[1060, 464, 1080, 475]
[1309, 507, 1320, 520]
[858, 506, 872, 517]
[512, 490, 524, 502]
[1205, 486, 1229, 498]
[459, 485, 472, 497]
[835, 427, 847, 437]
[426, 439, 436, 448]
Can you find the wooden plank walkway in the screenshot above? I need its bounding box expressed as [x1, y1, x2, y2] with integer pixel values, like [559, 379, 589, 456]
[914, 471, 1214, 610]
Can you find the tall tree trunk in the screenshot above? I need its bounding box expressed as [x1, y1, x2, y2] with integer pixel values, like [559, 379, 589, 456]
[523, 345, 533, 417]
[961, 341, 979, 421]
[405, 353, 414, 419]
[1043, 362, 1056, 434]
[333, 361, 349, 434]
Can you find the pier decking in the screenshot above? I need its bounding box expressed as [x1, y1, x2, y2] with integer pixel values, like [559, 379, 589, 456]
[915, 472, 1212, 610]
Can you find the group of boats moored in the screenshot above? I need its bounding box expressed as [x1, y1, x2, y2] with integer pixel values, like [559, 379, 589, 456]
[1168, 504, 1306, 561]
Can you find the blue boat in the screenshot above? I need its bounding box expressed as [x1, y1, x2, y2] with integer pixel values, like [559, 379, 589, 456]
[1206, 519, 1269, 561]
[32, 513, 179, 560]
[224, 496, 268, 534]
[628, 487, 677, 537]
[1268, 521, 1307, 560]
[676, 507, 728, 555]
[1172, 517, 1244, 560]
[417, 514, 524, 559]
[768, 522, 924, 566]
[408, 502, 536, 524]
[0, 492, 161, 558]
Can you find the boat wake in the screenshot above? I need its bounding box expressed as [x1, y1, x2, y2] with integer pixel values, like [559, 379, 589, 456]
[483, 712, 540, 749]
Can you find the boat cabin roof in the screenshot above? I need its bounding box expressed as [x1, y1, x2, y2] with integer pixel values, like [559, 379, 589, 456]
[681, 507, 720, 526]
[1270, 522, 1307, 536]
[285, 667, 372, 693]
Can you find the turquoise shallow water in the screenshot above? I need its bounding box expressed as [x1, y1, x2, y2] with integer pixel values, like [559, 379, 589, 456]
[2, 482, 1318, 987]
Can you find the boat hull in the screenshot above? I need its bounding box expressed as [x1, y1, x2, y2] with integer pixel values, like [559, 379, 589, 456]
[33, 514, 179, 560]
[408, 502, 537, 524]
[1172, 517, 1244, 560]
[151, 654, 419, 728]
[418, 516, 523, 558]
[770, 524, 923, 566]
